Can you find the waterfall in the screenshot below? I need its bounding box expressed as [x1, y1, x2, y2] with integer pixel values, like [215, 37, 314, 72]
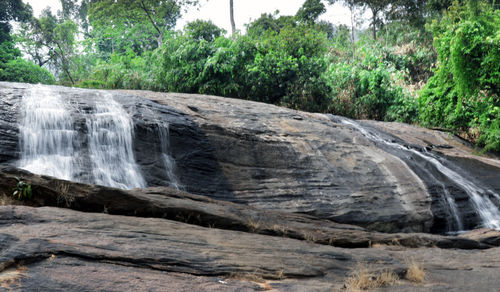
[18, 85, 180, 190]
[85, 92, 146, 189]
[158, 124, 181, 190]
[19, 85, 77, 181]
[340, 118, 500, 230]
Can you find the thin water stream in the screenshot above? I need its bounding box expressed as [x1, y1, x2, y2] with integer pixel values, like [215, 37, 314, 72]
[341, 118, 500, 230]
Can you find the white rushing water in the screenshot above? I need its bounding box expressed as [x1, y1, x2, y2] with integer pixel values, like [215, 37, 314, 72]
[19, 85, 77, 180]
[341, 118, 500, 230]
[18, 85, 155, 190]
[86, 92, 146, 189]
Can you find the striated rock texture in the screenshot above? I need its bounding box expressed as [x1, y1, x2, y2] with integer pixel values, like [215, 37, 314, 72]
[1, 82, 500, 291]
[1, 82, 500, 233]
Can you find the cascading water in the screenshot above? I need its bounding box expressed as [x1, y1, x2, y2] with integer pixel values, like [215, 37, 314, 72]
[19, 85, 77, 181]
[18, 85, 179, 190]
[340, 118, 500, 231]
[157, 124, 181, 190]
[85, 93, 146, 189]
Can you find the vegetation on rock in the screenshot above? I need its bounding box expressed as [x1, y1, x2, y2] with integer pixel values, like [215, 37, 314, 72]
[1, 0, 498, 151]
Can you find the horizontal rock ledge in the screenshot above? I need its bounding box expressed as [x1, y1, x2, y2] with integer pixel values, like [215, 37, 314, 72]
[0, 166, 496, 250]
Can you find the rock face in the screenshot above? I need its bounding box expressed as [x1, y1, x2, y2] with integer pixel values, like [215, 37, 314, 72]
[1, 82, 500, 233]
[1, 82, 500, 291]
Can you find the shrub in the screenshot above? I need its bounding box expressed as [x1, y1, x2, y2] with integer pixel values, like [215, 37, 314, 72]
[326, 40, 418, 122]
[0, 58, 55, 84]
[12, 177, 32, 201]
[406, 261, 425, 283]
[344, 264, 399, 291]
[419, 1, 500, 151]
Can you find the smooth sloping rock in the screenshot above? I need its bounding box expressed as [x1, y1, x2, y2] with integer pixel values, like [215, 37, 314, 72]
[0, 206, 354, 280]
[0, 166, 488, 250]
[1, 82, 499, 233]
[0, 206, 499, 291]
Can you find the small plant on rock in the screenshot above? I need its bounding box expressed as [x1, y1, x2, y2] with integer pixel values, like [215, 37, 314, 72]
[12, 177, 32, 201]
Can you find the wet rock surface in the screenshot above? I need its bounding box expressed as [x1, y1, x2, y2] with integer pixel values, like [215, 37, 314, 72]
[1, 82, 500, 291]
[2, 82, 499, 233]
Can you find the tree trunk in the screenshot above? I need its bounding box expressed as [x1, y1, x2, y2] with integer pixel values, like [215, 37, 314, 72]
[230, 0, 236, 35]
[371, 9, 377, 40]
[350, 5, 356, 61]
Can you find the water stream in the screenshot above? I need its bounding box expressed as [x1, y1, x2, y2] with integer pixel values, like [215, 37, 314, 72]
[18, 85, 178, 190]
[85, 92, 146, 189]
[340, 118, 500, 230]
[19, 85, 77, 181]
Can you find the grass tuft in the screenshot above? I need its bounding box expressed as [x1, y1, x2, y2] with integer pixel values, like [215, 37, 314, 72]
[344, 264, 399, 291]
[406, 260, 425, 283]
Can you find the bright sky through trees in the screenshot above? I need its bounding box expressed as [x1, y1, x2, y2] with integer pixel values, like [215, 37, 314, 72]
[25, 0, 361, 33]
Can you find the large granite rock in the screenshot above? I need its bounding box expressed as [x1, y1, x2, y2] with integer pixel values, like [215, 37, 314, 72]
[1, 82, 500, 291]
[0, 205, 499, 291]
[1, 82, 499, 233]
[0, 166, 490, 250]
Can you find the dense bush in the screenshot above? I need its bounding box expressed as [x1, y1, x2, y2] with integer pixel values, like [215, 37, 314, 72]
[80, 50, 155, 90]
[0, 58, 55, 84]
[419, 1, 500, 151]
[155, 24, 331, 112]
[326, 39, 418, 123]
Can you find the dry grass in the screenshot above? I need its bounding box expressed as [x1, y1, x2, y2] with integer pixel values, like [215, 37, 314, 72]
[228, 271, 265, 283]
[271, 224, 287, 236]
[302, 231, 316, 242]
[344, 264, 399, 292]
[0, 194, 16, 206]
[246, 219, 261, 232]
[55, 181, 74, 207]
[406, 260, 425, 284]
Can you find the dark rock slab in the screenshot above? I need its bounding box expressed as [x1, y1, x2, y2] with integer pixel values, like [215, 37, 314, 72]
[460, 228, 500, 247]
[0, 166, 489, 250]
[0, 206, 354, 280]
[0, 83, 22, 164]
[0, 206, 499, 291]
[1, 82, 499, 234]
[1, 257, 262, 292]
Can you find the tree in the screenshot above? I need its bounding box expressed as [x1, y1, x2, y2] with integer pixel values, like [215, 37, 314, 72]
[89, 0, 198, 50]
[246, 12, 296, 37]
[229, 0, 236, 34]
[356, 0, 390, 39]
[185, 20, 226, 42]
[296, 0, 327, 25]
[0, 0, 32, 42]
[18, 9, 78, 84]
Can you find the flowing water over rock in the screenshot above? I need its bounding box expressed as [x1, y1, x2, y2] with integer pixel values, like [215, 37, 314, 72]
[2, 82, 499, 234]
[85, 92, 145, 189]
[17, 85, 178, 190]
[339, 118, 500, 231]
[18, 85, 76, 180]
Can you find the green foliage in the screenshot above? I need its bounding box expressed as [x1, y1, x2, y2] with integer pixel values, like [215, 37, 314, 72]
[0, 41, 20, 67]
[246, 25, 330, 111]
[327, 39, 418, 122]
[12, 177, 32, 201]
[296, 0, 327, 25]
[81, 49, 155, 90]
[155, 23, 331, 112]
[246, 12, 296, 37]
[185, 20, 226, 42]
[0, 58, 55, 84]
[419, 0, 500, 151]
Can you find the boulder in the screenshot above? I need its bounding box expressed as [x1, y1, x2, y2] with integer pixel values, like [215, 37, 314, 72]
[1, 82, 499, 233]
